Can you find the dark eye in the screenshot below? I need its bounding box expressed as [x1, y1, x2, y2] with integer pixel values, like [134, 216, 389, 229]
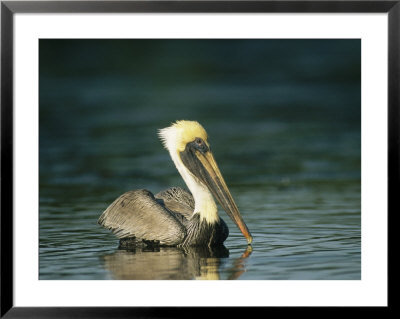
[192, 137, 209, 153]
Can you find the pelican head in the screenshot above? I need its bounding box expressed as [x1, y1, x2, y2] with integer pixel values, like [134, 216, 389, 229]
[159, 120, 252, 245]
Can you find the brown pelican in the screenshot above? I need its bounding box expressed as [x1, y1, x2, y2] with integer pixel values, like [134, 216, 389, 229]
[98, 120, 252, 247]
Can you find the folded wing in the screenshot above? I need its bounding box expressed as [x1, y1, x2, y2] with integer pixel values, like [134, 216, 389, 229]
[98, 189, 187, 246]
[155, 187, 194, 220]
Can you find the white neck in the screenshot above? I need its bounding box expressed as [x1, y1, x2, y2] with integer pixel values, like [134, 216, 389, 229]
[171, 150, 219, 224]
[160, 128, 219, 223]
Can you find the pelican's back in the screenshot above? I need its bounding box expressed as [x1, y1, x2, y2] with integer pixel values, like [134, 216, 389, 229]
[155, 187, 194, 220]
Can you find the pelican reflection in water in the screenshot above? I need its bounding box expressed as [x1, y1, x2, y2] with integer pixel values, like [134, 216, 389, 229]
[101, 245, 253, 280]
[98, 120, 252, 248]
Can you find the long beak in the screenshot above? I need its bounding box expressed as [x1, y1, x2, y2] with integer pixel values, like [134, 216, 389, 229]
[181, 148, 253, 245]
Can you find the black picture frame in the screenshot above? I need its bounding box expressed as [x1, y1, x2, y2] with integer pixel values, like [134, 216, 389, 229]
[1, 0, 396, 317]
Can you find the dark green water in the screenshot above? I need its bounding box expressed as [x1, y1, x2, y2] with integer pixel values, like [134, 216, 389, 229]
[39, 39, 361, 280]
